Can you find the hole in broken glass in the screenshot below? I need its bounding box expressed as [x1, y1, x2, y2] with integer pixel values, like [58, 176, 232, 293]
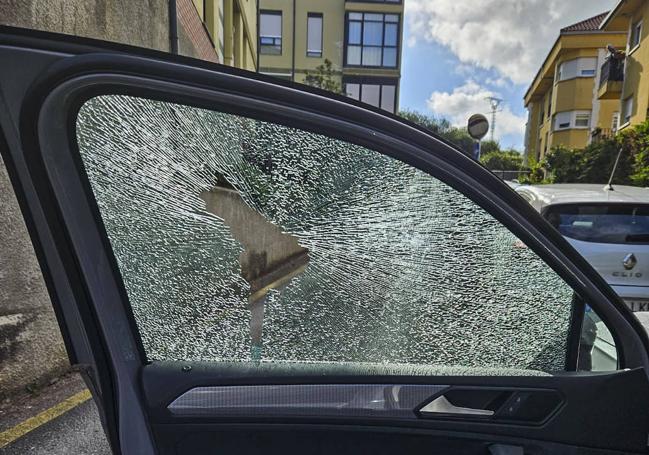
[200, 185, 309, 360]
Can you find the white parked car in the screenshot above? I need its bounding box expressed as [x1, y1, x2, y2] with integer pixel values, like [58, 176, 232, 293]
[516, 184, 649, 370]
[516, 184, 649, 311]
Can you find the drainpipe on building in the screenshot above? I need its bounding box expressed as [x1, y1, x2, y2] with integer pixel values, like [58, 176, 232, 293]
[224, 0, 234, 66]
[256, 0, 260, 72]
[291, 0, 296, 82]
[169, 0, 179, 54]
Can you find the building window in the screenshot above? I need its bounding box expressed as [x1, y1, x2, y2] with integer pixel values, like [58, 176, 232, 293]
[553, 111, 591, 131]
[307, 13, 323, 57]
[611, 112, 620, 132]
[623, 96, 634, 124]
[344, 78, 398, 113]
[260, 11, 282, 55]
[630, 20, 643, 50]
[345, 12, 400, 68]
[554, 111, 571, 130]
[557, 57, 597, 81]
[575, 113, 590, 128]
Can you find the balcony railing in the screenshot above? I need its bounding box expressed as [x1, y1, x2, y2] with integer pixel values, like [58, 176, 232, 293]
[591, 127, 615, 143]
[599, 57, 624, 88]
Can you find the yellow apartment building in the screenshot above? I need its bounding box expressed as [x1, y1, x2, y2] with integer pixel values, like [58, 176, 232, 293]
[600, 0, 649, 130]
[192, 0, 258, 71]
[258, 0, 404, 113]
[524, 13, 627, 161]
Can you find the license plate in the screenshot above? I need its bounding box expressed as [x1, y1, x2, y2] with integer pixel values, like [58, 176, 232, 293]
[624, 299, 649, 312]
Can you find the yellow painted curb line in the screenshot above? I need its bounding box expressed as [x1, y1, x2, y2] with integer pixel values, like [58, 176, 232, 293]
[0, 389, 92, 448]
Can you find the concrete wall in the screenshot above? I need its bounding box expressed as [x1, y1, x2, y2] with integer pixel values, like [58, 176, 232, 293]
[0, 0, 170, 51]
[0, 0, 210, 398]
[0, 163, 69, 399]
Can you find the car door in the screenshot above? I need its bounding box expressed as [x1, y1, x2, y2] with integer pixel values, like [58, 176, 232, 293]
[2, 26, 649, 455]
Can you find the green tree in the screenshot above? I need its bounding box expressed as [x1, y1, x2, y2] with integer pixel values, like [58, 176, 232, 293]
[398, 109, 453, 134]
[303, 59, 344, 95]
[398, 109, 475, 156]
[398, 110, 527, 163]
[480, 149, 523, 171]
[480, 140, 501, 156]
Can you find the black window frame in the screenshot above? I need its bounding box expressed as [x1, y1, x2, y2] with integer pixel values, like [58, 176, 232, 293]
[630, 20, 643, 50]
[343, 76, 398, 113]
[260, 10, 283, 56]
[306, 12, 323, 58]
[344, 12, 400, 69]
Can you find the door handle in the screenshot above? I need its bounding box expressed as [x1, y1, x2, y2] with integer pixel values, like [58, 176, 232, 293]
[419, 395, 495, 416]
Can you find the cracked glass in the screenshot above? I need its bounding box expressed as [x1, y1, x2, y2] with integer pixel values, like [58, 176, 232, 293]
[75, 94, 578, 374]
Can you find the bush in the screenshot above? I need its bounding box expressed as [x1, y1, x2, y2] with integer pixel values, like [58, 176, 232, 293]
[518, 156, 547, 184]
[542, 121, 649, 185]
[621, 121, 649, 186]
[480, 149, 523, 171]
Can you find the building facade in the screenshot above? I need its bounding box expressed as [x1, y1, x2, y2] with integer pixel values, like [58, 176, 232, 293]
[258, 0, 404, 113]
[524, 13, 627, 161]
[191, 0, 259, 70]
[599, 0, 649, 131]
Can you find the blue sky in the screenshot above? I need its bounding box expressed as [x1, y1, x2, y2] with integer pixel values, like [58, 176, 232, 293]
[399, 0, 616, 150]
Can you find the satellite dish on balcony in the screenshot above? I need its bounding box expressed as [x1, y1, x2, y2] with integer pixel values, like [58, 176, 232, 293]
[467, 114, 489, 141]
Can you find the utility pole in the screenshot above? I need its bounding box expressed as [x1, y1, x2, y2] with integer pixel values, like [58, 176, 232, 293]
[485, 97, 503, 142]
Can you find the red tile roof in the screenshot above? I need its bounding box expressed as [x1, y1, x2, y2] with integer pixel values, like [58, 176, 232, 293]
[561, 12, 609, 33]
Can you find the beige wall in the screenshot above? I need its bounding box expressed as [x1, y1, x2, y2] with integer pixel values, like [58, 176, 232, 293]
[551, 129, 591, 149]
[553, 78, 595, 113]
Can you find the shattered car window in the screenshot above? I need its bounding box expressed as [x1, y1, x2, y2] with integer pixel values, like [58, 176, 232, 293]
[75, 95, 574, 373]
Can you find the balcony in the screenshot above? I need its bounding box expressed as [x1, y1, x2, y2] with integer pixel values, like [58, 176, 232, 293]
[598, 57, 624, 100]
[591, 127, 616, 143]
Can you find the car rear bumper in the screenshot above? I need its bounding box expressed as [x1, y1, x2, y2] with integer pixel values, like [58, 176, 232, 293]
[611, 285, 649, 311]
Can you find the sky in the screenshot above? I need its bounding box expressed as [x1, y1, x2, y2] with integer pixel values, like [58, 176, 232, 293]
[400, 0, 616, 150]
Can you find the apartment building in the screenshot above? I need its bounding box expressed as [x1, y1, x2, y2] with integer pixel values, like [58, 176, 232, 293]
[258, 0, 404, 113]
[191, 0, 258, 71]
[524, 13, 627, 161]
[599, 0, 649, 130]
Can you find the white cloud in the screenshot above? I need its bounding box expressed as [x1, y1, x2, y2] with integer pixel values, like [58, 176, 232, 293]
[426, 81, 527, 140]
[406, 0, 614, 84]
